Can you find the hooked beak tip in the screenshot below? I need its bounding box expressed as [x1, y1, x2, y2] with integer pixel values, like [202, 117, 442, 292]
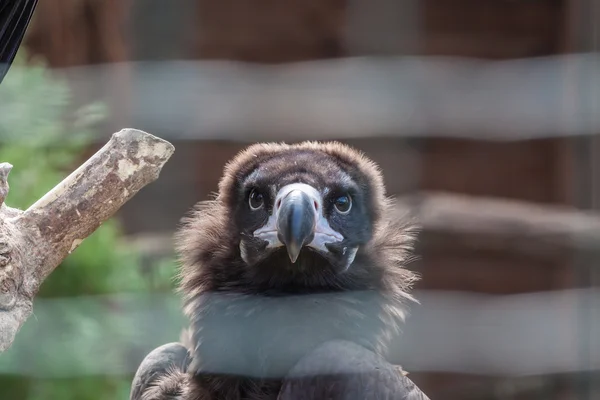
[277, 189, 317, 263]
[288, 248, 301, 263]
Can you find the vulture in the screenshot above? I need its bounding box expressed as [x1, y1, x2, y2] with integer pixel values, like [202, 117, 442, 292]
[0, 0, 39, 84]
[131, 141, 430, 400]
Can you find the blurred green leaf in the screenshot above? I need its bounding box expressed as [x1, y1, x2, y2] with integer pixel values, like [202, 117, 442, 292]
[0, 48, 178, 400]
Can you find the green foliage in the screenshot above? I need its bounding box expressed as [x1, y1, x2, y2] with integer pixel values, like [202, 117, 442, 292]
[0, 51, 157, 297]
[0, 53, 102, 209]
[28, 376, 133, 400]
[0, 50, 179, 399]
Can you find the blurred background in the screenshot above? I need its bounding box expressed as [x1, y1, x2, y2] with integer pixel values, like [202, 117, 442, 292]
[0, 0, 599, 398]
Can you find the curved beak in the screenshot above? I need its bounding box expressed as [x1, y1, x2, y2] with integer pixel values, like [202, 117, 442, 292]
[276, 189, 317, 263]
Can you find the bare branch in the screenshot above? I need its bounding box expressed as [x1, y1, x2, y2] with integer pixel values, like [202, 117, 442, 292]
[0, 163, 12, 207]
[0, 128, 174, 352]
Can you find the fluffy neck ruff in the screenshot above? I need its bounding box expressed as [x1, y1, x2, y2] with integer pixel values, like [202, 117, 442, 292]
[175, 198, 419, 381]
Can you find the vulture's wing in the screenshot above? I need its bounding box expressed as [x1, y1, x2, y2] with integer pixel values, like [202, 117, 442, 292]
[278, 340, 430, 400]
[130, 342, 191, 400]
[0, 0, 39, 84]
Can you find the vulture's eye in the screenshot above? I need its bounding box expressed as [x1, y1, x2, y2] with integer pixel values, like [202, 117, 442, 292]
[248, 188, 265, 210]
[333, 194, 352, 214]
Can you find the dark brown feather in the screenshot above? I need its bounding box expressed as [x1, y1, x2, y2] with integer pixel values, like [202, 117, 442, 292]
[171, 141, 421, 399]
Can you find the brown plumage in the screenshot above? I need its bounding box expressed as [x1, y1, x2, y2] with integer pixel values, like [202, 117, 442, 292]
[130, 141, 430, 400]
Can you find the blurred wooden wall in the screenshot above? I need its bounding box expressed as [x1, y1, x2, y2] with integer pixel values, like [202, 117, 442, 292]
[24, 0, 130, 66]
[23, 0, 132, 129]
[21, 0, 588, 398]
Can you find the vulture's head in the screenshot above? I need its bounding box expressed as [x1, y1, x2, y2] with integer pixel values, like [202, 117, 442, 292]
[176, 142, 418, 296]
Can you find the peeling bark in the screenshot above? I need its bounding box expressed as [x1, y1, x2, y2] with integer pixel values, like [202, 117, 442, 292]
[0, 128, 174, 352]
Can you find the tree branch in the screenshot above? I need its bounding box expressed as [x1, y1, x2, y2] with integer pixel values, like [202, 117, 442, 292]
[0, 128, 174, 352]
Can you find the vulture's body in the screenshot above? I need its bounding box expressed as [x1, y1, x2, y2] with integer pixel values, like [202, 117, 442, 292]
[131, 142, 430, 400]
